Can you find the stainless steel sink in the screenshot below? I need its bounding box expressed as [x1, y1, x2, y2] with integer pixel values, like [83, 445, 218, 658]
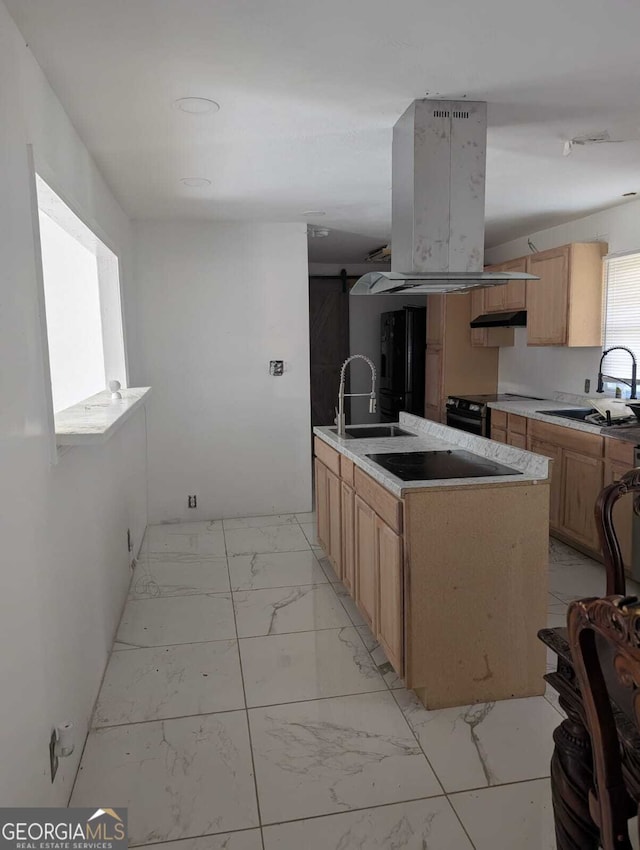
[329, 424, 413, 439]
[536, 408, 597, 422]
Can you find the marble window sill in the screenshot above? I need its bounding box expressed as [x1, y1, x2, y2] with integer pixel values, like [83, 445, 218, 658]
[54, 387, 151, 446]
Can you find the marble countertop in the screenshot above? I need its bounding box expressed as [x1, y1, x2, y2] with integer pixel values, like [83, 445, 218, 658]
[314, 412, 550, 497]
[55, 387, 151, 446]
[488, 397, 640, 443]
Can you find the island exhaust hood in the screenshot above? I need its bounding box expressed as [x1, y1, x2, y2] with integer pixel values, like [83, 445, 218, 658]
[351, 99, 538, 295]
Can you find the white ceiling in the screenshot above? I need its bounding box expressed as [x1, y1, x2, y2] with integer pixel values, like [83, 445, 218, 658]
[7, 0, 640, 262]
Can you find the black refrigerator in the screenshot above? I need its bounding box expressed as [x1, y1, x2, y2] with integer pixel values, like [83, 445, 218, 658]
[379, 306, 426, 421]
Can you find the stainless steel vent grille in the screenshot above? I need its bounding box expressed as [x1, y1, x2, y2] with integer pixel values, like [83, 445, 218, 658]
[453, 110, 469, 118]
[433, 109, 450, 117]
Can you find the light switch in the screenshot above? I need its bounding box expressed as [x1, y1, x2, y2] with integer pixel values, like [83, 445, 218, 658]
[269, 360, 284, 376]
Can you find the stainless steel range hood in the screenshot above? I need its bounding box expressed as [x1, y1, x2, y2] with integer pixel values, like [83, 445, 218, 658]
[351, 99, 537, 295]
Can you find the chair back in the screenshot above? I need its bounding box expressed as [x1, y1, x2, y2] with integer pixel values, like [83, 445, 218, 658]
[568, 595, 640, 849]
[595, 467, 640, 596]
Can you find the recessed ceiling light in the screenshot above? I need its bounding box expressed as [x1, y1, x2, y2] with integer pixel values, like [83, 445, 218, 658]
[302, 210, 326, 216]
[174, 97, 220, 114]
[180, 177, 211, 187]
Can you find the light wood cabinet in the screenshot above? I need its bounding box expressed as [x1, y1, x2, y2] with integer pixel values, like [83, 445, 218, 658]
[528, 437, 563, 530]
[425, 344, 443, 421]
[327, 467, 342, 577]
[341, 481, 355, 593]
[425, 292, 500, 418]
[491, 427, 507, 443]
[508, 432, 527, 450]
[315, 458, 330, 551]
[354, 495, 377, 630]
[376, 517, 403, 674]
[315, 434, 550, 707]
[469, 285, 515, 348]
[526, 243, 607, 347]
[561, 451, 604, 550]
[315, 457, 343, 573]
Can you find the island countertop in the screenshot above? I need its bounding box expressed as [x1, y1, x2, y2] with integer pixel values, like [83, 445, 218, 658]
[314, 411, 550, 497]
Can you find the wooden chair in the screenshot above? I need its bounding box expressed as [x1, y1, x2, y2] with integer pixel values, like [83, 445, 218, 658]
[568, 595, 640, 849]
[595, 467, 640, 596]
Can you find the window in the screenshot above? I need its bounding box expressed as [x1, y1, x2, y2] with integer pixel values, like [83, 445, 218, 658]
[603, 251, 640, 389]
[36, 176, 126, 413]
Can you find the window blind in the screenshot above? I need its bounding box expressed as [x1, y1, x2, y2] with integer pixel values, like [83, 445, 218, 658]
[603, 251, 640, 383]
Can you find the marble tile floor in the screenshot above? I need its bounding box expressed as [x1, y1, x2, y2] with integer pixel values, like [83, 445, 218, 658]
[71, 515, 625, 849]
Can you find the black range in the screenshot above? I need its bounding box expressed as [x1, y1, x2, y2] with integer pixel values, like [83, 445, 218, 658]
[365, 449, 523, 482]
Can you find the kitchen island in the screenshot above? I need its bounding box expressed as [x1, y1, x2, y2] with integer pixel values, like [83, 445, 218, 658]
[313, 412, 551, 710]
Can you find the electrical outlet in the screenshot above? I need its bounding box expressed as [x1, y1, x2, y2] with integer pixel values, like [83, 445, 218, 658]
[188, 495, 197, 509]
[49, 730, 59, 783]
[269, 360, 284, 376]
[584, 378, 591, 393]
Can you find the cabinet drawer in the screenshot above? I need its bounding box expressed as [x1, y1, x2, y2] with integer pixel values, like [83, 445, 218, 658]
[314, 437, 341, 475]
[508, 432, 527, 450]
[491, 427, 507, 444]
[354, 467, 403, 533]
[507, 414, 528, 436]
[492, 409, 507, 430]
[340, 455, 355, 486]
[604, 437, 636, 467]
[528, 419, 603, 458]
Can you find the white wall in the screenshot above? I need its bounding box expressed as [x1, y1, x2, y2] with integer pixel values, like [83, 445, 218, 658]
[0, 1, 146, 806]
[134, 220, 312, 521]
[485, 200, 640, 398]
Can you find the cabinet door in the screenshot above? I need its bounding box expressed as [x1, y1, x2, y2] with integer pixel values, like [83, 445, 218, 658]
[327, 468, 342, 577]
[502, 258, 527, 310]
[470, 288, 488, 347]
[526, 248, 569, 345]
[426, 294, 445, 345]
[341, 481, 355, 593]
[484, 282, 506, 313]
[315, 459, 330, 552]
[562, 450, 604, 550]
[376, 517, 404, 676]
[528, 438, 563, 530]
[425, 344, 443, 414]
[354, 495, 377, 630]
[491, 427, 507, 444]
[508, 432, 527, 450]
[604, 460, 633, 572]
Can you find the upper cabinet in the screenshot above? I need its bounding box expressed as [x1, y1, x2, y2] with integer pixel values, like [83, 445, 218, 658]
[525, 242, 607, 347]
[483, 257, 528, 312]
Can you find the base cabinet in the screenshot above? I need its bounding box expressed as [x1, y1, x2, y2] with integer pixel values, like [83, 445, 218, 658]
[354, 495, 377, 630]
[528, 437, 563, 531]
[376, 517, 404, 674]
[315, 458, 342, 576]
[561, 451, 603, 550]
[315, 458, 330, 551]
[341, 481, 355, 593]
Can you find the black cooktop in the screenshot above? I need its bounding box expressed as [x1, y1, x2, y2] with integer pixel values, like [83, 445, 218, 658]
[365, 449, 523, 482]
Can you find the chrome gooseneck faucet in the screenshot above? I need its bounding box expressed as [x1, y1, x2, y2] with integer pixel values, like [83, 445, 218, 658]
[336, 354, 377, 437]
[596, 346, 638, 400]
